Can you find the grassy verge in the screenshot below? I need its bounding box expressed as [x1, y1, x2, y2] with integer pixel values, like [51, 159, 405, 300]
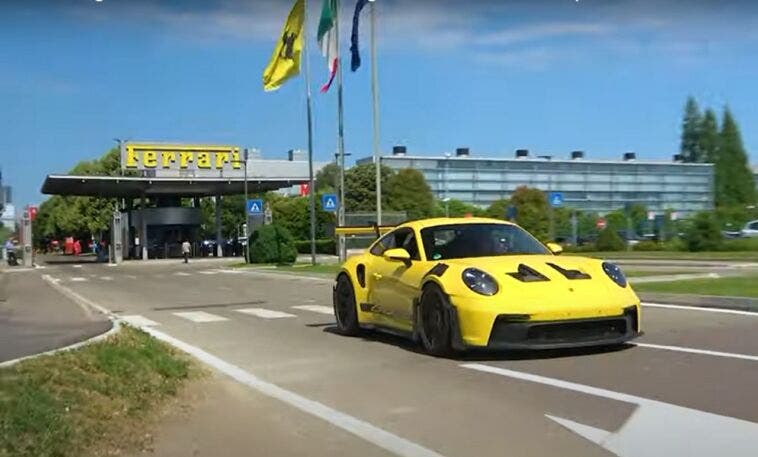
[568, 251, 758, 261]
[229, 262, 340, 276]
[0, 326, 197, 457]
[633, 274, 758, 298]
[623, 270, 694, 278]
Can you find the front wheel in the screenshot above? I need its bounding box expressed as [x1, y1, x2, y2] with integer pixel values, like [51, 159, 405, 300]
[334, 275, 360, 336]
[418, 285, 454, 356]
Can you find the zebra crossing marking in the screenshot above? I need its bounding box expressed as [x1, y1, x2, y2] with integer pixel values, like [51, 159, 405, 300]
[173, 311, 228, 323]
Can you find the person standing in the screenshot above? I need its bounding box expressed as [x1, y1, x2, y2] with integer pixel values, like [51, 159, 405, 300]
[181, 239, 191, 263]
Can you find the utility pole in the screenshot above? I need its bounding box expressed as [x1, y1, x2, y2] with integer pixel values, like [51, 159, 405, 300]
[370, 0, 382, 226]
[335, 0, 347, 262]
[303, 0, 317, 266]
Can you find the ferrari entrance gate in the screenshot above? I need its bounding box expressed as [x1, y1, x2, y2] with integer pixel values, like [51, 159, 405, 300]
[110, 210, 124, 264]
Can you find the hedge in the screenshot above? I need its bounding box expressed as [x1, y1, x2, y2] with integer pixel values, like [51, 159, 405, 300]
[293, 239, 336, 255]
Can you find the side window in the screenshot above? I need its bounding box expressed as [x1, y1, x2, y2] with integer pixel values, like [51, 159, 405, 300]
[401, 232, 421, 261]
[749, 222, 758, 230]
[369, 230, 398, 256]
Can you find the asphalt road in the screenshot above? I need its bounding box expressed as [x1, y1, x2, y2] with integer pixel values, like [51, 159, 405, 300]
[0, 268, 111, 364]
[34, 260, 758, 457]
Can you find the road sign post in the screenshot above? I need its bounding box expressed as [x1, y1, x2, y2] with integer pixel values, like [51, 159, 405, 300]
[547, 192, 563, 242]
[322, 194, 339, 213]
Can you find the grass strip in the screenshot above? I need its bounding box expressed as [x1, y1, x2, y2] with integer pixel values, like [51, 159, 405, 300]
[633, 274, 758, 298]
[0, 326, 197, 457]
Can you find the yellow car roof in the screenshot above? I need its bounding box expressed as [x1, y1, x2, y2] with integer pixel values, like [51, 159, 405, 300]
[400, 217, 517, 230]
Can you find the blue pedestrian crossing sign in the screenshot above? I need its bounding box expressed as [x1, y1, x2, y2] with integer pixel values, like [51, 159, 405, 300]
[548, 192, 564, 207]
[321, 194, 339, 212]
[247, 199, 264, 215]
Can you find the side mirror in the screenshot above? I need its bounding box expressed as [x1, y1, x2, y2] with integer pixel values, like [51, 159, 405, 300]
[546, 242, 563, 255]
[383, 248, 411, 263]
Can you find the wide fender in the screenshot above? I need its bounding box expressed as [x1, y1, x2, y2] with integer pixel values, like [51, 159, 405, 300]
[415, 273, 467, 351]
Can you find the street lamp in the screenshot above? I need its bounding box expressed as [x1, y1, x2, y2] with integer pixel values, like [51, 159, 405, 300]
[442, 197, 451, 217]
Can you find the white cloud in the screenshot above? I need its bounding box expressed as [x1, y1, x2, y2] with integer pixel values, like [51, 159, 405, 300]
[475, 22, 615, 47]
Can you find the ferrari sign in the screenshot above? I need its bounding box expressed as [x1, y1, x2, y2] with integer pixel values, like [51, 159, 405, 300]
[121, 143, 242, 171]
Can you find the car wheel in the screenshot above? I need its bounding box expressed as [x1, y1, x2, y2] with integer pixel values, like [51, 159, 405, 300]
[334, 274, 360, 336]
[418, 284, 453, 356]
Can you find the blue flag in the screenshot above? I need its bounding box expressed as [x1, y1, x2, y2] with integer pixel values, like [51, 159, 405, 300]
[350, 0, 370, 72]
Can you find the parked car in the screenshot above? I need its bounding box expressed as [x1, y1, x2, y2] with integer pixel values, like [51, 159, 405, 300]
[740, 220, 758, 238]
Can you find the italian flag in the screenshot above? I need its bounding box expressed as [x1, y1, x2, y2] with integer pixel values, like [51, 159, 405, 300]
[317, 0, 339, 93]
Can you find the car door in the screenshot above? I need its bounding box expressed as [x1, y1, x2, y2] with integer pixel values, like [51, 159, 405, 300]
[371, 228, 429, 331]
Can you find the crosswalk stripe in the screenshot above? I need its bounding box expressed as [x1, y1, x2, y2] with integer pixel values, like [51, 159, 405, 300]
[70, 277, 87, 282]
[198, 270, 219, 275]
[174, 272, 191, 276]
[100, 276, 113, 281]
[120, 315, 160, 327]
[236, 308, 296, 319]
[292, 305, 334, 315]
[173, 311, 228, 323]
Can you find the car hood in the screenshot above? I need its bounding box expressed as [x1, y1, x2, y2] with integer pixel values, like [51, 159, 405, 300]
[442, 255, 635, 311]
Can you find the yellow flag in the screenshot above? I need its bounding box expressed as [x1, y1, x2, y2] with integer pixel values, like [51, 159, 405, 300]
[263, 0, 305, 92]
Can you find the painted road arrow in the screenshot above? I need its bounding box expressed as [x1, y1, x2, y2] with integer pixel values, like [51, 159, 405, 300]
[462, 363, 758, 457]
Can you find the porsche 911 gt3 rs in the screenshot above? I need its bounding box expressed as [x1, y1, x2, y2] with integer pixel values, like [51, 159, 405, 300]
[332, 217, 641, 355]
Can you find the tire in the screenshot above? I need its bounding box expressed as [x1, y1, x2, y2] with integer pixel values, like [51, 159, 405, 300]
[418, 284, 453, 356]
[334, 274, 361, 336]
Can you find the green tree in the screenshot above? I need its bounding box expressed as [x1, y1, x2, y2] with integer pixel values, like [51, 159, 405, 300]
[605, 210, 627, 232]
[386, 168, 435, 220]
[715, 107, 756, 207]
[680, 96, 703, 163]
[272, 196, 333, 240]
[685, 211, 722, 252]
[484, 198, 510, 219]
[200, 195, 246, 239]
[344, 163, 395, 213]
[509, 186, 549, 241]
[315, 162, 340, 192]
[699, 108, 719, 163]
[434, 199, 484, 218]
[248, 224, 297, 264]
[595, 228, 625, 251]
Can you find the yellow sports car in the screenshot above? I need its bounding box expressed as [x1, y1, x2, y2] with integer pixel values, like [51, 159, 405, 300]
[333, 217, 641, 355]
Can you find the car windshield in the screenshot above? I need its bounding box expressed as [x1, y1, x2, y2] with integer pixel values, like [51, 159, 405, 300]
[420, 223, 549, 260]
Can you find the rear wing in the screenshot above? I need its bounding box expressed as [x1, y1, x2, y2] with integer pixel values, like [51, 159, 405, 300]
[334, 224, 396, 238]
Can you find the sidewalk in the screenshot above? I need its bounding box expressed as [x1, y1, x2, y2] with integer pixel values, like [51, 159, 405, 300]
[0, 270, 112, 363]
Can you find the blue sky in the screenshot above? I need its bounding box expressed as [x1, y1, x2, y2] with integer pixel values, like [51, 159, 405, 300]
[2, 0, 758, 205]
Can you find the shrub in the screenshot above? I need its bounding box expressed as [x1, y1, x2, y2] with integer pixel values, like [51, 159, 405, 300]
[632, 240, 664, 251]
[293, 239, 336, 255]
[718, 237, 758, 251]
[248, 224, 297, 264]
[595, 229, 626, 251]
[684, 212, 722, 252]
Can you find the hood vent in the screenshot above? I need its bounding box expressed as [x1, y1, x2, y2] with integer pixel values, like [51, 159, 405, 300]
[546, 262, 591, 280]
[508, 264, 549, 282]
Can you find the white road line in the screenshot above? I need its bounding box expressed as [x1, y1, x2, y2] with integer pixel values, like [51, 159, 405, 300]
[633, 342, 758, 362]
[460, 363, 758, 457]
[100, 276, 113, 281]
[292, 305, 334, 315]
[70, 277, 87, 282]
[173, 311, 228, 323]
[120, 315, 160, 327]
[236, 308, 296, 319]
[125, 274, 137, 279]
[73, 264, 83, 268]
[198, 270, 219, 275]
[142, 326, 446, 457]
[642, 302, 758, 317]
[173, 271, 191, 276]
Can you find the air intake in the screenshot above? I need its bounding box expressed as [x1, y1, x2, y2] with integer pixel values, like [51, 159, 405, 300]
[392, 145, 407, 156]
[455, 147, 470, 157]
[571, 150, 584, 160]
[515, 149, 529, 159]
[623, 152, 636, 161]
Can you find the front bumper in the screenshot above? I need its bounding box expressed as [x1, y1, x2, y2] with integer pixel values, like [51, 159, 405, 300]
[484, 306, 640, 350]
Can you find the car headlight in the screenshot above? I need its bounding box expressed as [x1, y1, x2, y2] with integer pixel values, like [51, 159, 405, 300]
[462, 268, 499, 296]
[602, 262, 627, 288]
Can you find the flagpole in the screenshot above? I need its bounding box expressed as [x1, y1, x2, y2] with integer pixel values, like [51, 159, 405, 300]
[369, 0, 381, 226]
[335, 0, 347, 262]
[303, 0, 318, 266]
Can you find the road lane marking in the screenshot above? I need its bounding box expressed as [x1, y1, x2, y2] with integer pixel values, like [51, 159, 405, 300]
[73, 265, 82, 268]
[173, 311, 228, 323]
[198, 270, 219, 275]
[120, 315, 160, 327]
[100, 276, 113, 281]
[41, 274, 109, 317]
[236, 308, 296, 319]
[642, 302, 758, 317]
[633, 342, 758, 362]
[292, 305, 334, 315]
[125, 274, 137, 279]
[142, 326, 446, 457]
[631, 272, 719, 283]
[70, 277, 87, 282]
[173, 271, 191, 276]
[460, 363, 758, 457]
